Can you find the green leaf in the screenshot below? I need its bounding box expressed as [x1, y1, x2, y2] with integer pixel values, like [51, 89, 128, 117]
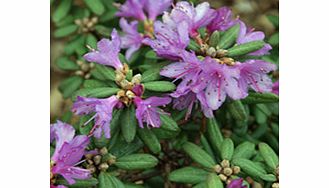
[55, 57, 79, 71]
[227, 41, 265, 57]
[220, 138, 234, 160]
[115, 154, 158, 170]
[72, 87, 119, 100]
[169, 167, 208, 184]
[183, 142, 216, 169]
[143, 81, 176, 92]
[83, 0, 105, 15]
[200, 134, 215, 160]
[206, 118, 224, 157]
[86, 34, 98, 49]
[260, 174, 277, 182]
[227, 100, 248, 122]
[209, 31, 221, 48]
[267, 15, 279, 28]
[83, 79, 108, 88]
[232, 158, 267, 179]
[188, 39, 201, 51]
[98, 172, 124, 188]
[56, 177, 98, 188]
[110, 136, 143, 158]
[109, 109, 123, 135]
[142, 68, 161, 82]
[206, 173, 224, 188]
[90, 64, 116, 81]
[95, 25, 112, 37]
[259, 143, 279, 171]
[54, 24, 78, 38]
[218, 24, 240, 49]
[52, 0, 72, 23]
[121, 105, 137, 142]
[145, 50, 158, 59]
[269, 33, 279, 46]
[232, 141, 256, 159]
[241, 92, 279, 104]
[138, 128, 161, 154]
[92, 135, 110, 148]
[59, 76, 83, 98]
[160, 114, 180, 131]
[64, 35, 86, 55]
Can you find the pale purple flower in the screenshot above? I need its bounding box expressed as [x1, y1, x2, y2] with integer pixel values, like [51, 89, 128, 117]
[272, 80, 279, 95]
[237, 21, 272, 56]
[145, 0, 172, 21]
[207, 7, 239, 33]
[84, 29, 123, 70]
[227, 178, 247, 188]
[236, 60, 276, 94]
[50, 121, 90, 185]
[143, 20, 190, 60]
[72, 96, 122, 138]
[173, 91, 213, 119]
[119, 18, 144, 60]
[194, 57, 247, 110]
[134, 96, 171, 128]
[169, 1, 216, 37]
[115, 0, 147, 21]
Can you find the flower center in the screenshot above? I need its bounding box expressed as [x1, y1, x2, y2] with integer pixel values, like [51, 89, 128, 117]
[75, 17, 98, 33]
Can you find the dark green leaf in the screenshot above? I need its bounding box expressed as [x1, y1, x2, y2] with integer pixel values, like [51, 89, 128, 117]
[227, 41, 265, 57]
[169, 167, 208, 184]
[54, 24, 78, 38]
[232, 158, 267, 179]
[142, 68, 161, 82]
[241, 92, 279, 104]
[86, 34, 98, 49]
[98, 172, 124, 188]
[206, 118, 224, 157]
[72, 87, 119, 100]
[56, 177, 98, 188]
[259, 143, 279, 171]
[143, 81, 176, 92]
[55, 57, 79, 71]
[206, 173, 223, 188]
[218, 24, 240, 49]
[83, 79, 108, 88]
[209, 31, 221, 48]
[121, 105, 137, 142]
[138, 128, 161, 154]
[227, 100, 248, 122]
[115, 154, 158, 170]
[269, 33, 279, 46]
[59, 76, 83, 98]
[220, 138, 234, 160]
[233, 141, 256, 159]
[83, 0, 105, 15]
[52, 0, 72, 23]
[90, 64, 116, 81]
[183, 142, 216, 169]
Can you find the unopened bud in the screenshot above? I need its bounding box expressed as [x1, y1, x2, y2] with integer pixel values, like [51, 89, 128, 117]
[87, 165, 96, 173]
[82, 18, 89, 24]
[98, 162, 109, 171]
[213, 164, 222, 173]
[89, 62, 95, 68]
[233, 166, 241, 174]
[91, 17, 98, 24]
[99, 147, 108, 155]
[116, 90, 125, 98]
[84, 73, 91, 79]
[75, 70, 84, 76]
[219, 174, 227, 182]
[115, 72, 125, 82]
[272, 183, 279, 188]
[206, 47, 217, 57]
[93, 155, 102, 165]
[126, 90, 135, 99]
[131, 74, 142, 85]
[80, 63, 89, 72]
[216, 49, 228, 57]
[86, 21, 93, 28]
[221, 57, 235, 66]
[223, 167, 233, 176]
[221, 160, 230, 168]
[74, 19, 82, 25]
[87, 159, 94, 165]
[85, 153, 94, 159]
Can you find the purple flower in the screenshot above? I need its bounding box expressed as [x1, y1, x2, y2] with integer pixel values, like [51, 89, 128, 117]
[119, 18, 144, 60]
[207, 7, 239, 33]
[195, 57, 246, 110]
[272, 80, 279, 95]
[143, 20, 190, 60]
[116, 0, 147, 21]
[236, 60, 277, 94]
[227, 178, 247, 188]
[84, 29, 123, 70]
[50, 121, 90, 185]
[145, 0, 172, 21]
[169, 1, 216, 37]
[173, 91, 213, 119]
[72, 96, 122, 138]
[237, 21, 272, 56]
[134, 96, 171, 128]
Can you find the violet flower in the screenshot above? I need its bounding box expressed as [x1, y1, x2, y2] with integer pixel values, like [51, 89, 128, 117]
[207, 7, 239, 33]
[134, 96, 171, 128]
[227, 178, 247, 188]
[236, 60, 277, 94]
[119, 18, 144, 60]
[169, 1, 216, 37]
[145, 0, 173, 21]
[115, 0, 147, 21]
[237, 21, 272, 56]
[50, 121, 90, 186]
[84, 29, 123, 70]
[72, 96, 122, 138]
[272, 80, 279, 95]
[143, 20, 190, 60]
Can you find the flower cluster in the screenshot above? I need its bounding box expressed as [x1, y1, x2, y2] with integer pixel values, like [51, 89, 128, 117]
[145, 1, 277, 118]
[50, 121, 91, 187]
[73, 29, 171, 139]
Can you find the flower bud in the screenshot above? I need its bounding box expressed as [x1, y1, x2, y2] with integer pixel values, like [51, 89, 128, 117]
[98, 162, 109, 171]
[221, 160, 230, 168]
[131, 74, 142, 85]
[272, 183, 279, 188]
[99, 147, 108, 155]
[223, 167, 233, 176]
[233, 166, 241, 174]
[93, 155, 102, 165]
[219, 174, 227, 182]
[213, 164, 222, 173]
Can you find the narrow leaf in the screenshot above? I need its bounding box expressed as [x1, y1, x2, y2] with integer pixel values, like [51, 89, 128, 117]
[115, 154, 158, 170]
[121, 105, 137, 142]
[143, 81, 176, 92]
[169, 167, 208, 184]
[182, 142, 216, 169]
